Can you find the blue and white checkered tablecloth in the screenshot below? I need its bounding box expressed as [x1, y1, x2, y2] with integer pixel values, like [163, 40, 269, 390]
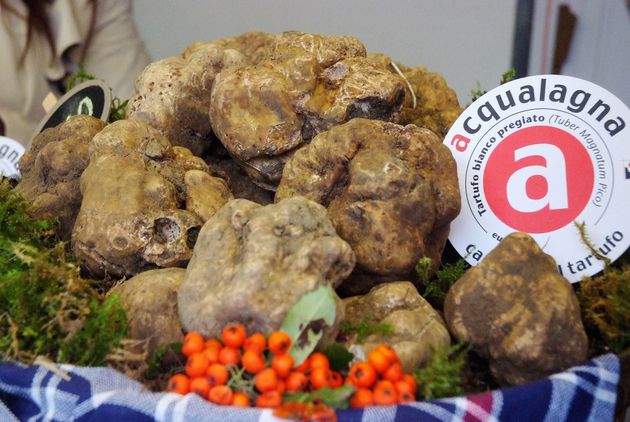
[0, 353, 619, 421]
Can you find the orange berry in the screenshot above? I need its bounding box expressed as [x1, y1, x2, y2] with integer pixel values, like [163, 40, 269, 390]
[329, 371, 343, 388]
[167, 373, 190, 395]
[268, 331, 291, 355]
[273, 402, 307, 419]
[308, 352, 330, 371]
[373, 380, 398, 406]
[244, 332, 266, 354]
[399, 391, 415, 403]
[309, 367, 331, 390]
[185, 352, 210, 378]
[349, 362, 377, 389]
[189, 376, 211, 397]
[256, 390, 283, 408]
[375, 344, 398, 364]
[242, 350, 266, 374]
[255, 368, 279, 393]
[274, 402, 335, 419]
[276, 380, 286, 395]
[285, 371, 308, 393]
[221, 323, 247, 349]
[205, 338, 223, 350]
[402, 374, 417, 394]
[383, 362, 403, 382]
[202, 346, 220, 364]
[395, 379, 415, 396]
[308, 404, 337, 420]
[182, 332, 205, 357]
[368, 349, 391, 374]
[272, 353, 294, 379]
[231, 391, 251, 407]
[218, 347, 241, 366]
[350, 388, 374, 408]
[208, 385, 233, 405]
[293, 358, 310, 373]
[206, 363, 229, 387]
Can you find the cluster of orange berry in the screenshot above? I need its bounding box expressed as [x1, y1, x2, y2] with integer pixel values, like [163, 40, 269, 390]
[346, 344, 417, 407]
[166, 323, 417, 409]
[167, 324, 295, 407]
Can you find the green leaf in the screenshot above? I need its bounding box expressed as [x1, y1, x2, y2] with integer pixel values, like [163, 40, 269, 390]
[281, 284, 336, 366]
[321, 344, 354, 372]
[285, 385, 355, 409]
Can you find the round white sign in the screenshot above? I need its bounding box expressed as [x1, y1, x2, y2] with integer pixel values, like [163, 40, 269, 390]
[0, 136, 24, 179]
[445, 74, 630, 282]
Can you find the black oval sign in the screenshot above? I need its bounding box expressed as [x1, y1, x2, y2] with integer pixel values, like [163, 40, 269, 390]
[33, 80, 112, 135]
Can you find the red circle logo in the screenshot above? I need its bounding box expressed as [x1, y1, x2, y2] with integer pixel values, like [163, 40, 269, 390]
[483, 125, 594, 233]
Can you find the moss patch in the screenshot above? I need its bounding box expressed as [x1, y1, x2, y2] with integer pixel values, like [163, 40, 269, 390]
[0, 178, 128, 366]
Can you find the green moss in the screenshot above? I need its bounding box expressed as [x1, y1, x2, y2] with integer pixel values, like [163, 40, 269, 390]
[417, 256, 469, 310]
[142, 342, 185, 391]
[65, 67, 98, 92]
[0, 179, 128, 366]
[59, 294, 128, 365]
[575, 222, 612, 267]
[415, 256, 433, 284]
[578, 268, 630, 355]
[415, 343, 468, 400]
[617, 244, 630, 267]
[575, 222, 630, 355]
[470, 68, 517, 103]
[0, 178, 56, 245]
[340, 318, 394, 343]
[64, 66, 127, 122]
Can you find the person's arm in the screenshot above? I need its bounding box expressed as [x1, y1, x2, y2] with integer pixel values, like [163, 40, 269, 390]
[82, 0, 150, 100]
